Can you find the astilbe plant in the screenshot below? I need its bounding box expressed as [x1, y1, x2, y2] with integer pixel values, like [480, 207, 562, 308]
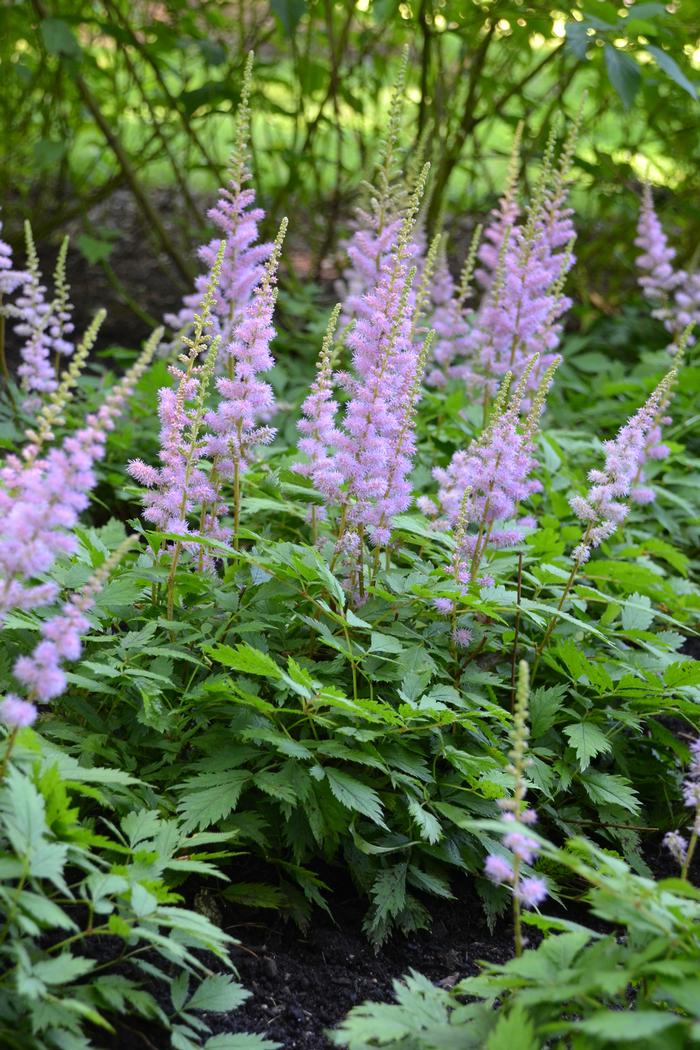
[567, 367, 679, 565]
[0, 537, 135, 740]
[13, 224, 75, 410]
[129, 244, 226, 591]
[0, 322, 158, 734]
[0, 320, 157, 626]
[423, 228, 480, 389]
[297, 165, 433, 586]
[131, 218, 286, 597]
[202, 218, 287, 550]
[165, 53, 271, 349]
[294, 302, 343, 537]
[635, 184, 700, 347]
[421, 356, 558, 589]
[0, 215, 27, 386]
[535, 365, 679, 662]
[484, 660, 547, 956]
[458, 127, 577, 401]
[663, 737, 700, 880]
[337, 48, 425, 329]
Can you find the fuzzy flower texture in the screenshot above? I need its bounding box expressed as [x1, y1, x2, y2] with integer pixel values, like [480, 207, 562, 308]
[485, 662, 547, 911]
[635, 186, 700, 347]
[0, 334, 157, 728]
[296, 171, 431, 548]
[569, 369, 677, 563]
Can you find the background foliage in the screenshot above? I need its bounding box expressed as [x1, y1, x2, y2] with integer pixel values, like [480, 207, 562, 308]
[2, 0, 699, 320]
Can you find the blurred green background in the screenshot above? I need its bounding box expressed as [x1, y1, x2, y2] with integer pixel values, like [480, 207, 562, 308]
[1, 0, 698, 342]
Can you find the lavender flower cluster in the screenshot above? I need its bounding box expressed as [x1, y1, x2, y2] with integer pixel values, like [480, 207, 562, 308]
[485, 661, 548, 916]
[296, 168, 432, 550]
[635, 185, 700, 346]
[569, 369, 677, 563]
[420, 129, 575, 400]
[0, 329, 157, 729]
[1, 220, 75, 411]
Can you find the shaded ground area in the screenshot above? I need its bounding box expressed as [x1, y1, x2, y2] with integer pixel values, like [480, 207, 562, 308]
[97, 782, 700, 1050]
[222, 882, 512, 1049]
[100, 878, 514, 1050]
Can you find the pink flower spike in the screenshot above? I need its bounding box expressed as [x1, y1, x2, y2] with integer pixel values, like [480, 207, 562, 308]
[503, 831, 540, 864]
[517, 876, 548, 908]
[484, 854, 514, 885]
[663, 830, 687, 866]
[0, 695, 38, 728]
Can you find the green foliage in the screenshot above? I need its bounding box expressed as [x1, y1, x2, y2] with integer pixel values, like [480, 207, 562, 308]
[0, 744, 272, 1048]
[1, 0, 698, 294]
[332, 839, 700, 1049]
[0, 13, 699, 1041]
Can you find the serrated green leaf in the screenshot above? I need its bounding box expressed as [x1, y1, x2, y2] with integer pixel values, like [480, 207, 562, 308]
[33, 953, 96, 985]
[177, 770, 251, 833]
[188, 974, 250, 1013]
[581, 770, 640, 813]
[664, 660, 700, 689]
[576, 1009, 681, 1040]
[621, 592, 654, 631]
[563, 723, 612, 771]
[222, 883, 285, 909]
[529, 685, 566, 737]
[204, 643, 282, 679]
[205, 1034, 281, 1049]
[487, 1003, 539, 1050]
[325, 768, 387, 828]
[407, 799, 443, 844]
[1, 767, 45, 856]
[368, 864, 407, 928]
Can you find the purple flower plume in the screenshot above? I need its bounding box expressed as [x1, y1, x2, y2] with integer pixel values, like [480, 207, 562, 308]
[424, 253, 472, 389]
[2, 537, 135, 728]
[422, 360, 558, 587]
[1, 328, 158, 623]
[0, 216, 27, 299]
[459, 139, 576, 399]
[294, 304, 344, 500]
[165, 55, 271, 349]
[635, 186, 700, 346]
[130, 255, 227, 548]
[0, 695, 38, 728]
[661, 737, 700, 873]
[297, 168, 431, 549]
[14, 222, 57, 408]
[203, 220, 286, 485]
[484, 661, 547, 912]
[569, 368, 678, 563]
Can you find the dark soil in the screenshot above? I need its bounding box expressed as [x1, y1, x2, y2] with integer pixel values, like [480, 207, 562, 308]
[99, 876, 515, 1050]
[93, 796, 700, 1050]
[221, 881, 512, 1049]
